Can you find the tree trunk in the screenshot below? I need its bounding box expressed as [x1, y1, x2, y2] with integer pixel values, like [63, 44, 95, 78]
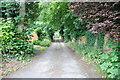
[18, 0, 25, 32]
[0, 2, 2, 18]
[50, 35, 54, 42]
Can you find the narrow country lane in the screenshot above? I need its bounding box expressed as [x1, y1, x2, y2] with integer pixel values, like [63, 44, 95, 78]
[5, 42, 100, 78]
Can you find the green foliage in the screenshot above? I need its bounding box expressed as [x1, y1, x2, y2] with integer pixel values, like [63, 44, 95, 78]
[68, 42, 102, 62]
[39, 2, 87, 42]
[34, 45, 46, 50]
[96, 33, 104, 49]
[85, 31, 104, 49]
[39, 2, 71, 41]
[25, 2, 41, 22]
[68, 41, 120, 79]
[100, 40, 120, 78]
[1, 19, 34, 61]
[0, 30, 2, 49]
[1, 2, 41, 24]
[34, 27, 46, 40]
[40, 39, 51, 47]
[0, 2, 48, 61]
[0, 2, 20, 19]
[32, 39, 40, 45]
[85, 31, 96, 47]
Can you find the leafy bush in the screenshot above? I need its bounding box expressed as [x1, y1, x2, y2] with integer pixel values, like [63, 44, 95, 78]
[34, 27, 47, 41]
[68, 41, 120, 79]
[32, 39, 40, 45]
[40, 39, 51, 47]
[1, 19, 34, 61]
[99, 40, 120, 78]
[68, 41, 102, 61]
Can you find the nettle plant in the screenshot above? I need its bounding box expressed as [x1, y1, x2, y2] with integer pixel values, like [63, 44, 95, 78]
[1, 18, 34, 61]
[100, 39, 120, 78]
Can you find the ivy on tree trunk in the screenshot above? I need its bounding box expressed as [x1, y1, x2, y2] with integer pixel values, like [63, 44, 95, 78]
[18, 0, 25, 32]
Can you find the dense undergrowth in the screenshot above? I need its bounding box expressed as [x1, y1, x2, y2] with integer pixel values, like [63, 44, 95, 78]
[0, 19, 52, 61]
[1, 19, 34, 61]
[0, 2, 52, 60]
[68, 40, 120, 79]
